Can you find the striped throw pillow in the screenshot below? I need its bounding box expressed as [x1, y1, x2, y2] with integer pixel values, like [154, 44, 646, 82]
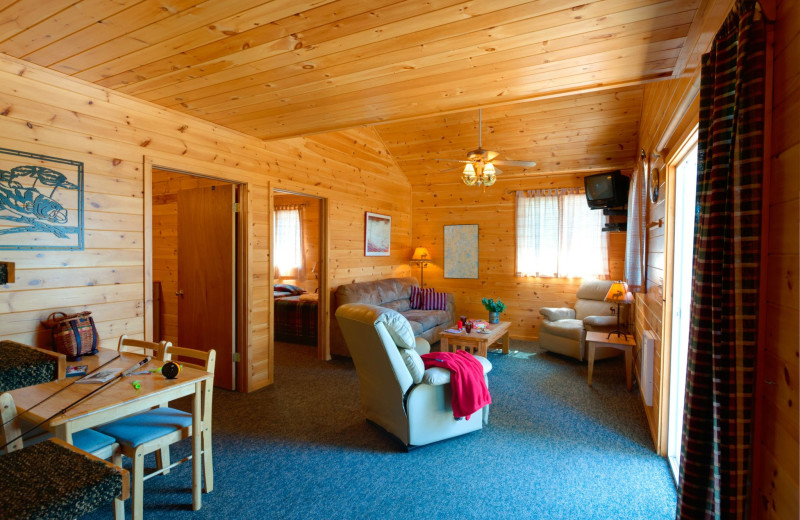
[410, 286, 433, 309]
[421, 289, 447, 311]
[409, 285, 422, 309]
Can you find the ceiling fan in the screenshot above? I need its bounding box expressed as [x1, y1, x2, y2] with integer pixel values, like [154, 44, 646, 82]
[436, 109, 537, 187]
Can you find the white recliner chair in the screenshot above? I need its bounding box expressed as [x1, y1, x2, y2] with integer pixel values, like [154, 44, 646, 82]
[335, 303, 491, 449]
[538, 279, 624, 361]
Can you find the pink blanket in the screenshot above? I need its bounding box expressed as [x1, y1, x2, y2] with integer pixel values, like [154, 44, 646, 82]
[421, 351, 491, 420]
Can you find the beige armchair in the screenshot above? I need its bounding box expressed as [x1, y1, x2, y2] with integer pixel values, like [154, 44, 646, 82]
[538, 279, 625, 361]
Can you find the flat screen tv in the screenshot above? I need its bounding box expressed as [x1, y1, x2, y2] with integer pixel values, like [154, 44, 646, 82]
[584, 171, 630, 209]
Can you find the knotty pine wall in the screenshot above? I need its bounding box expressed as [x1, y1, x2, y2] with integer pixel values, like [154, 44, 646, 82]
[757, 0, 799, 517]
[0, 53, 411, 391]
[273, 193, 321, 294]
[411, 174, 627, 341]
[635, 71, 699, 450]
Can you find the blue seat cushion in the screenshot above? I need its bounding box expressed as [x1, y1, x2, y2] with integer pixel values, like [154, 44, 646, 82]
[96, 407, 192, 448]
[72, 429, 116, 454]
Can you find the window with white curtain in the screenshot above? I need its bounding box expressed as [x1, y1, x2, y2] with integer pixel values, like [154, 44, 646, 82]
[515, 188, 608, 278]
[273, 206, 304, 278]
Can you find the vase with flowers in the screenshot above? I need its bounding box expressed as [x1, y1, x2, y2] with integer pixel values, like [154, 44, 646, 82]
[481, 297, 506, 324]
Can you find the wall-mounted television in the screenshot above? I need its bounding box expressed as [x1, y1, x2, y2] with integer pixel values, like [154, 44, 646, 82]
[584, 170, 630, 209]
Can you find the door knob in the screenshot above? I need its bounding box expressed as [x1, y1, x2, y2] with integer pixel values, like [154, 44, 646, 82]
[175, 289, 184, 296]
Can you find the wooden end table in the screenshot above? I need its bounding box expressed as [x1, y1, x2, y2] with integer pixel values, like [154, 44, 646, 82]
[586, 331, 636, 391]
[440, 321, 511, 357]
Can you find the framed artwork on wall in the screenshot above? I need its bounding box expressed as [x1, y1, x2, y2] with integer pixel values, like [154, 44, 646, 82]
[0, 147, 84, 250]
[444, 224, 478, 279]
[365, 211, 391, 256]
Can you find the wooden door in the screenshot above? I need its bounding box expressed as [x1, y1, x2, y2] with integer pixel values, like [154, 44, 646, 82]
[178, 184, 235, 390]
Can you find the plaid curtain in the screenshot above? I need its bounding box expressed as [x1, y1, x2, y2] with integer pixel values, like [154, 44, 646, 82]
[676, 1, 766, 519]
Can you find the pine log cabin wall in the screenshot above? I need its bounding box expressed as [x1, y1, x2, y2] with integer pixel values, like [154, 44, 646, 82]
[759, 0, 799, 516]
[634, 72, 700, 451]
[407, 173, 627, 340]
[382, 93, 636, 341]
[0, 53, 412, 391]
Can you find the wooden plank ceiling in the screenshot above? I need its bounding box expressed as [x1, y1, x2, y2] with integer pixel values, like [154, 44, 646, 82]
[0, 0, 703, 177]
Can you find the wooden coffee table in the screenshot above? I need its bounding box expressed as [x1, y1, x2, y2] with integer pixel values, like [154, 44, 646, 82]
[440, 321, 511, 357]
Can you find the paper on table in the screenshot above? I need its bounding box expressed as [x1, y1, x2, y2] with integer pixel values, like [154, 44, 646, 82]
[444, 328, 462, 334]
[75, 368, 121, 384]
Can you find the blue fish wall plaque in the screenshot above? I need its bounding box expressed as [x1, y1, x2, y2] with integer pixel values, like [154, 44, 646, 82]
[0, 148, 84, 250]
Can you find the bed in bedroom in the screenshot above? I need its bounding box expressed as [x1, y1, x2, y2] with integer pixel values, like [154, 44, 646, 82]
[274, 284, 318, 345]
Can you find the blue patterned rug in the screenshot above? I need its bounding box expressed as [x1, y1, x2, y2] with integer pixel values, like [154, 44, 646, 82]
[82, 340, 677, 519]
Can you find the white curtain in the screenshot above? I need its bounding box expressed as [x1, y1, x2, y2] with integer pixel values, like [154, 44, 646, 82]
[273, 206, 304, 279]
[624, 166, 647, 292]
[516, 188, 608, 278]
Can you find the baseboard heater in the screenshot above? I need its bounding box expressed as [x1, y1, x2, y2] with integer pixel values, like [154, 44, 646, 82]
[641, 330, 655, 406]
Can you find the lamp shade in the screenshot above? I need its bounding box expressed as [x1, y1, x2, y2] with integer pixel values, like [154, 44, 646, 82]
[462, 163, 478, 186]
[604, 281, 630, 303]
[411, 247, 430, 262]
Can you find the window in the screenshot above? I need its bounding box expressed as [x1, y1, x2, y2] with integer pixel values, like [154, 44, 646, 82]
[515, 188, 608, 278]
[273, 206, 304, 278]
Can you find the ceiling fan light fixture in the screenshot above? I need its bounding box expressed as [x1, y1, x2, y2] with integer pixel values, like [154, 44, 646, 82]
[462, 163, 478, 186]
[446, 109, 536, 188]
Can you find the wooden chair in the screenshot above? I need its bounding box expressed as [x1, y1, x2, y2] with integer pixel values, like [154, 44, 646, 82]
[1, 392, 129, 519]
[117, 335, 174, 473]
[117, 334, 171, 358]
[96, 346, 216, 520]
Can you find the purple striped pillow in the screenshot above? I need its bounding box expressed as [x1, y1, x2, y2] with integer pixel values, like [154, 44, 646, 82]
[421, 289, 447, 311]
[409, 285, 422, 309]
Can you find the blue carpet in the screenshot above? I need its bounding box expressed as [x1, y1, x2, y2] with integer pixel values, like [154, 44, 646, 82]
[82, 340, 677, 519]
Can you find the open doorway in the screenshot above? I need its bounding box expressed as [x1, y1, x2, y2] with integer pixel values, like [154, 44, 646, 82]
[664, 134, 698, 483]
[151, 167, 242, 390]
[272, 190, 324, 360]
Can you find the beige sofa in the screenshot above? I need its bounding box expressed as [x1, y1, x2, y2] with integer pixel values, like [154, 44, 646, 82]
[330, 277, 455, 357]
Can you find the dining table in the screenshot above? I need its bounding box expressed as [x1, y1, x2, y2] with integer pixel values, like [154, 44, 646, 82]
[9, 347, 214, 511]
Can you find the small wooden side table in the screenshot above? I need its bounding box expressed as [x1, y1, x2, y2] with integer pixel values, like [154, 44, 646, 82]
[440, 321, 511, 357]
[586, 331, 636, 391]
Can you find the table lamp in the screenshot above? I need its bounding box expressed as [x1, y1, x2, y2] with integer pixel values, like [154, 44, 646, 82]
[410, 247, 431, 287]
[604, 281, 634, 339]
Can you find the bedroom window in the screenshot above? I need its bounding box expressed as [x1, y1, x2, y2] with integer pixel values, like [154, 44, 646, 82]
[515, 188, 608, 278]
[273, 205, 304, 279]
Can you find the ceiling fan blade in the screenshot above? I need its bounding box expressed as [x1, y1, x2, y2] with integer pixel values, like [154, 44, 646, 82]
[486, 150, 500, 161]
[434, 158, 470, 163]
[492, 160, 537, 167]
[440, 165, 467, 173]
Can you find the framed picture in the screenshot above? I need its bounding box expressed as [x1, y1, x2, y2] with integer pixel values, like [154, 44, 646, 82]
[0, 147, 84, 250]
[444, 224, 478, 279]
[365, 212, 391, 256]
